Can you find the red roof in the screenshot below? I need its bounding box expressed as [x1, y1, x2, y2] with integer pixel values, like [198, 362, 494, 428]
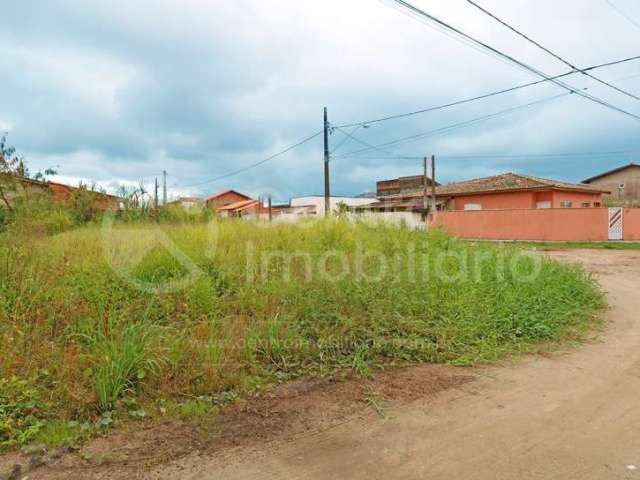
[216, 199, 259, 211]
[381, 172, 609, 199]
[205, 189, 252, 202]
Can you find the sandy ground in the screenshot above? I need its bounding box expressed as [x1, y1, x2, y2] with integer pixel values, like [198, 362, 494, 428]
[4, 249, 640, 479]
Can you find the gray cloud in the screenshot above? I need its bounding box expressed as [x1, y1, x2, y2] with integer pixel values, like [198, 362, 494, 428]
[1, 0, 639, 201]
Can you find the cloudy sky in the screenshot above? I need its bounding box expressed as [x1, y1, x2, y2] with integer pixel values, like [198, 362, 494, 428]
[2, 0, 640, 201]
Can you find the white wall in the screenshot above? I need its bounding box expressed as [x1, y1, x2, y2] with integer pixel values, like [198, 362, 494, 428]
[290, 196, 375, 216]
[346, 211, 425, 229]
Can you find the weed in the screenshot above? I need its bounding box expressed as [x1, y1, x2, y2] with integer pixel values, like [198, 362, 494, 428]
[0, 377, 47, 450]
[363, 385, 390, 419]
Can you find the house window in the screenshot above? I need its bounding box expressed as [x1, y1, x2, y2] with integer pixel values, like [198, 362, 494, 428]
[581, 202, 591, 208]
[536, 201, 551, 209]
[559, 201, 573, 208]
[464, 203, 482, 211]
[594, 202, 601, 208]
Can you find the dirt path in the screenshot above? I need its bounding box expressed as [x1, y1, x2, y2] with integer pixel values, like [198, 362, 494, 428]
[147, 249, 640, 480]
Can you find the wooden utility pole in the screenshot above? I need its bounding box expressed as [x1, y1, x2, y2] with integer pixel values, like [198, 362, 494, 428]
[162, 170, 167, 205]
[431, 155, 437, 215]
[268, 196, 272, 222]
[323, 107, 331, 217]
[423, 156, 428, 212]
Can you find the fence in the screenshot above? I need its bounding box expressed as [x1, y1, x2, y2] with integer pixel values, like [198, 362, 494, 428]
[434, 208, 640, 241]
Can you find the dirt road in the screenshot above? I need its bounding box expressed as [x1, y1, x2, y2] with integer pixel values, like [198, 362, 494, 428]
[149, 249, 640, 480]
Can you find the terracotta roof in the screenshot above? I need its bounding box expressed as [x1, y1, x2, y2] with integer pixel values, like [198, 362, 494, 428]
[205, 189, 252, 202]
[216, 199, 258, 211]
[582, 163, 640, 183]
[46, 181, 121, 200]
[381, 172, 609, 199]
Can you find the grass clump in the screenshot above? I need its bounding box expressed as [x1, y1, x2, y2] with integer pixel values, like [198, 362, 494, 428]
[0, 219, 604, 449]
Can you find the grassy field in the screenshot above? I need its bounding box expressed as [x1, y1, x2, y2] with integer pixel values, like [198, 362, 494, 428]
[0, 219, 604, 450]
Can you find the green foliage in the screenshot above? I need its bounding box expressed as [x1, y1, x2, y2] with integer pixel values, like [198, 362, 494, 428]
[0, 219, 604, 450]
[69, 182, 102, 223]
[0, 377, 47, 450]
[77, 315, 163, 412]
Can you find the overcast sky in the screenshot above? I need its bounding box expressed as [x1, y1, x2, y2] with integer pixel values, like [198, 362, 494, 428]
[2, 0, 640, 201]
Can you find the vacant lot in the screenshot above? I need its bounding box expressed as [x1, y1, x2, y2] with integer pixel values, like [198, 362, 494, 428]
[0, 219, 603, 452]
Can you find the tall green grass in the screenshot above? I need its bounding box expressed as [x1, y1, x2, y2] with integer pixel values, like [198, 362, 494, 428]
[0, 219, 604, 448]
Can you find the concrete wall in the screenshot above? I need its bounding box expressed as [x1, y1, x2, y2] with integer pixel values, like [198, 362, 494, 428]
[435, 208, 610, 241]
[551, 191, 602, 208]
[453, 191, 536, 210]
[624, 208, 640, 240]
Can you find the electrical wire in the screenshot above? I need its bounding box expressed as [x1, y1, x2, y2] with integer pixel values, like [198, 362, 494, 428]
[382, 0, 640, 122]
[175, 130, 322, 188]
[332, 126, 398, 157]
[336, 55, 640, 128]
[605, 0, 640, 32]
[347, 150, 639, 161]
[330, 125, 362, 154]
[464, 0, 640, 103]
[335, 92, 572, 158]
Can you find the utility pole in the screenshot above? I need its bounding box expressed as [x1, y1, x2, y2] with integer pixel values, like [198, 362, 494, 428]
[323, 106, 330, 217]
[268, 196, 272, 222]
[162, 170, 167, 205]
[431, 155, 437, 216]
[154, 177, 159, 209]
[423, 156, 428, 213]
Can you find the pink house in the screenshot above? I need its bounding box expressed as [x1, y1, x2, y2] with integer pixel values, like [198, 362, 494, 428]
[370, 172, 609, 211]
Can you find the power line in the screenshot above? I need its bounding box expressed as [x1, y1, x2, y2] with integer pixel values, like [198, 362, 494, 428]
[464, 0, 640, 103]
[176, 130, 322, 188]
[605, 0, 640, 32]
[335, 55, 640, 128]
[383, 0, 640, 122]
[332, 126, 398, 157]
[335, 92, 572, 158]
[348, 150, 639, 161]
[330, 125, 362, 154]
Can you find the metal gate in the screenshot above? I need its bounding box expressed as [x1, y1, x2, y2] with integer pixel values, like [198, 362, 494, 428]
[608, 207, 623, 240]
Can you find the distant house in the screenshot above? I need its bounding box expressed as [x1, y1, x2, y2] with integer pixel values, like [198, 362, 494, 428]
[216, 198, 264, 218]
[365, 172, 609, 211]
[205, 190, 253, 210]
[376, 174, 439, 197]
[1, 175, 121, 210]
[582, 163, 640, 206]
[288, 196, 376, 217]
[170, 196, 204, 209]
